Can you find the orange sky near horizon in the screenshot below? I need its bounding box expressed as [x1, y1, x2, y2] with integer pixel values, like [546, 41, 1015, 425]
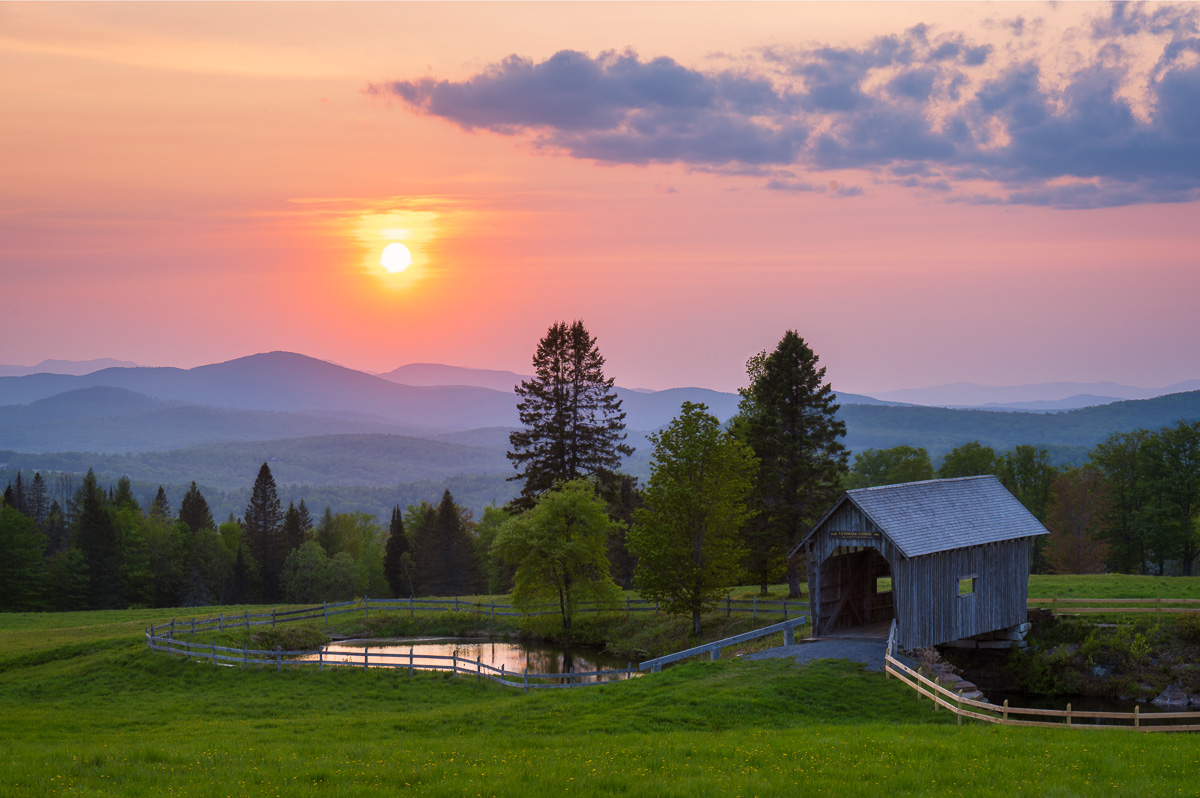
[3, 1, 1199, 395]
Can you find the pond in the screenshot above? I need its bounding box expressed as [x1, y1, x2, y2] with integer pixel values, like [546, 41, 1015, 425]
[301, 637, 637, 683]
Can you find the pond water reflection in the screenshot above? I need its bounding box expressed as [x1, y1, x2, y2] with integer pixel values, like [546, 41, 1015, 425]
[302, 638, 636, 683]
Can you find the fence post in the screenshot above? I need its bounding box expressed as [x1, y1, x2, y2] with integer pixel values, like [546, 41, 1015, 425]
[318, 648, 323, 672]
[323, 601, 328, 626]
[710, 647, 720, 662]
[1053, 595, 1058, 616]
[524, 666, 528, 694]
[957, 690, 963, 726]
[410, 597, 414, 619]
[1134, 705, 1140, 729]
[170, 618, 176, 638]
[276, 646, 281, 672]
[477, 658, 481, 684]
[1066, 702, 1072, 728]
[626, 598, 630, 620]
[410, 647, 414, 676]
[243, 643, 247, 669]
[185, 639, 190, 658]
[272, 609, 276, 629]
[365, 596, 369, 622]
[1002, 699, 1008, 722]
[785, 621, 795, 646]
[726, 595, 731, 617]
[245, 609, 249, 629]
[753, 595, 757, 621]
[191, 617, 196, 636]
[783, 597, 788, 620]
[627, 662, 631, 680]
[1157, 594, 1162, 622]
[211, 643, 217, 667]
[491, 600, 495, 621]
[219, 612, 223, 632]
[364, 646, 369, 671]
[453, 652, 457, 677]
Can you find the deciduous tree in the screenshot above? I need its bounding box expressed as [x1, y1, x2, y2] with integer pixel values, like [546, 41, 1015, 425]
[1045, 467, 1112, 574]
[844, 445, 934, 489]
[494, 479, 622, 630]
[938, 441, 998, 479]
[628, 402, 756, 634]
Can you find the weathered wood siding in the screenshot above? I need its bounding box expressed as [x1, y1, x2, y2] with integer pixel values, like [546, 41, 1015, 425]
[804, 500, 1034, 648]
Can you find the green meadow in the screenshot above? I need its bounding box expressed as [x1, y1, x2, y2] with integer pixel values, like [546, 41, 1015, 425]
[4, 583, 1200, 797]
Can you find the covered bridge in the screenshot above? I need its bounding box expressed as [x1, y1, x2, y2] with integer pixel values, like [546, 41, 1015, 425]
[791, 475, 1048, 650]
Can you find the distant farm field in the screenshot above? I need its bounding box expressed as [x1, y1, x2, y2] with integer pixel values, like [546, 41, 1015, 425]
[4, 597, 1200, 796]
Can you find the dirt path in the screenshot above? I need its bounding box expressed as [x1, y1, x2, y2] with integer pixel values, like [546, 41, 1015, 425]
[748, 637, 887, 672]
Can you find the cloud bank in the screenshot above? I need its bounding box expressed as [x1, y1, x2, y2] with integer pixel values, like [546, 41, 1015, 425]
[375, 3, 1200, 208]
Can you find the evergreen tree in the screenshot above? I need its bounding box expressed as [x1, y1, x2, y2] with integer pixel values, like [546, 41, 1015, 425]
[281, 501, 308, 554]
[112, 476, 140, 512]
[178, 482, 215, 533]
[44, 500, 69, 553]
[244, 463, 284, 600]
[45, 548, 90, 611]
[406, 501, 438, 595]
[296, 500, 313, 536]
[0, 506, 46, 611]
[12, 471, 27, 516]
[733, 331, 848, 596]
[2, 483, 14, 509]
[507, 320, 633, 511]
[148, 486, 172, 520]
[27, 472, 48, 531]
[383, 506, 413, 597]
[316, 506, 338, 556]
[628, 402, 757, 634]
[409, 492, 478, 596]
[72, 469, 121, 608]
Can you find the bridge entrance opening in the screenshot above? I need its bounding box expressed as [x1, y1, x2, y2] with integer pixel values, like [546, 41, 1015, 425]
[816, 546, 894, 638]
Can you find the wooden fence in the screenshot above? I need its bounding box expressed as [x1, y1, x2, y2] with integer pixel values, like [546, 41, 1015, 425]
[144, 596, 810, 689]
[144, 594, 810, 640]
[884, 621, 1200, 732]
[1028, 596, 1200, 619]
[639, 616, 808, 673]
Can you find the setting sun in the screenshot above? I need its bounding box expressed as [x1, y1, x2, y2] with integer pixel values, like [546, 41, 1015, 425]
[380, 242, 412, 273]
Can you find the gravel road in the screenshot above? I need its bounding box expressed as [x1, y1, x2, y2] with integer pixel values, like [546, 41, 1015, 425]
[748, 638, 887, 672]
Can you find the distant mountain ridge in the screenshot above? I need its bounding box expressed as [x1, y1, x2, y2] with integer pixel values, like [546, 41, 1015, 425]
[0, 358, 139, 377]
[873, 379, 1200, 408]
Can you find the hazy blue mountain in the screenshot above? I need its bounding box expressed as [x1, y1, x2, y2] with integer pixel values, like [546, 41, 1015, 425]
[379, 363, 530, 392]
[0, 386, 429, 454]
[0, 358, 139, 377]
[966, 394, 1127, 412]
[871, 379, 1200, 407]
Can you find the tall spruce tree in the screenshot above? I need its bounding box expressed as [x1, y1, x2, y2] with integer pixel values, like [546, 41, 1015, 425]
[27, 472, 48, 531]
[281, 501, 308, 554]
[383, 506, 413, 597]
[508, 320, 633, 511]
[178, 482, 215, 533]
[148, 486, 171, 520]
[734, 331, 848, 596]
[72, 469, 122, 608]
[244, 463, 284, 600]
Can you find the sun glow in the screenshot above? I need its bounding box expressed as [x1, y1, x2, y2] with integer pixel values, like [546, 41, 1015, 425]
[380, 242, 412, 273]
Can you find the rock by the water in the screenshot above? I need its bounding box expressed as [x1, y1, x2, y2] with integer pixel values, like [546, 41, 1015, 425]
[1151, 682, 1189, 706]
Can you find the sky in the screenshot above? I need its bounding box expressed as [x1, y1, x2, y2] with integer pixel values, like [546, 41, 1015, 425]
[2, 1, 1199, 395]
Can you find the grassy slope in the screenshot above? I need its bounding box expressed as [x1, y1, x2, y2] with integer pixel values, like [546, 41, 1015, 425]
[3, 604, 1200, 795]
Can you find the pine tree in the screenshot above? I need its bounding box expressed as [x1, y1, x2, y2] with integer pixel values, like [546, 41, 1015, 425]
[507, 320, 633, 511]
[27, 472, 48, 531]
[178, 482, 215, 533]
[281, 501, 308, 554]
[296, 499, 313, 536]
[383, 506, 413, 597]
[13, 471, 27, 516]
[148, 486, 171, 520]
[734, 331, 848, 597]
[72, 469, 121, 608]
[112, 476, 139, 512]
[244, 463, 284, 601]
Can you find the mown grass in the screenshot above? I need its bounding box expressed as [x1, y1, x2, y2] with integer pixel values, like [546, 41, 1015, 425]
[1028, 574, 1200, 600]
[4, 599, 1200, 796]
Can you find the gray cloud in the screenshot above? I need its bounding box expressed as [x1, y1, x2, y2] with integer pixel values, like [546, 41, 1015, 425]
[376, 5, 1200, 208]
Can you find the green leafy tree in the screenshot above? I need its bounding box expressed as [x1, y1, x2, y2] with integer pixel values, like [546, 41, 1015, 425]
[178, 482, 215, 533]
[844, 445, 934, 489]
[628, 402, 757, 634]
[508, 320, 633, 511]
[244, 463, 284, 600]
[45, 548, 89, 611]
[1090, 429, 1152, 573]
[937, 441, 998, 479]
[493, 479, 622, 630]
[280, 540, 329, 603]
[324, 552, 360, 601]
[734, 331, 848, 596]
[1139, 421, 1200, 575]
[474, 506, 514, 594]
[0, 505, 46, 611]
[998, 444, 1058, 574]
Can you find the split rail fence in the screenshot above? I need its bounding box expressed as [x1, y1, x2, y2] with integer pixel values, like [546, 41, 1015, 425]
[884, 621, 1200, 732]
[1028, 596, 1200, 620]
[144, 596, 810, 690]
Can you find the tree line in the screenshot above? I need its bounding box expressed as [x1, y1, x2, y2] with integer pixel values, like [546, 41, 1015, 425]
[3, 320, 1197, 627]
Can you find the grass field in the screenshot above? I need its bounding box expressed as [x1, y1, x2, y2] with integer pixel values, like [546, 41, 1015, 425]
[4, 583, 1200, 796]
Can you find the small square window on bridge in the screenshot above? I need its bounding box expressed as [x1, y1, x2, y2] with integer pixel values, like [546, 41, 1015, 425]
[958, 576, 977, 596]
